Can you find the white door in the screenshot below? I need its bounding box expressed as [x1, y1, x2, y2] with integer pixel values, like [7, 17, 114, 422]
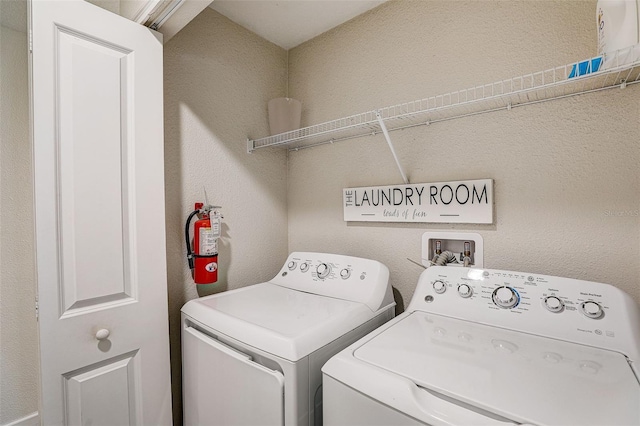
[29, 0, 172, 424]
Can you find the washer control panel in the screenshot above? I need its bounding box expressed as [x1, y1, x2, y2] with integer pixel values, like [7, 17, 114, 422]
[271, 252, 394, 312]
[407, 266, 640, 361]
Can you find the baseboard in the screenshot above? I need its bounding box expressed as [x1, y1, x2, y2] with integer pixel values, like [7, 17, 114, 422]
[3, 412, 39, 426]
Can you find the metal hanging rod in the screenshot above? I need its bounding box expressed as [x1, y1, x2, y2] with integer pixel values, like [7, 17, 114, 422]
[376, 110, 408, 185]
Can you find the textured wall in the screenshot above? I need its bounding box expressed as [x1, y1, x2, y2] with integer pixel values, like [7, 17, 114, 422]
[0, 23, 40, 425]
[163, 8, 288, 424]
[287, 0, 640, 310]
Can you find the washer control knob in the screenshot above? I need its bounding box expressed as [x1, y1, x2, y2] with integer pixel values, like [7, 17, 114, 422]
[492, 286, 519, 309]
[544, 296, 564, 313]
[340, 268, 351, 279]
[433, 280, 446, 294]
[581, 301, 604, 319]
[287, 261, 297, 271]
[300, 262, 309, 272]
[457, 284, 473, 298]
[316, 263, 331, 279]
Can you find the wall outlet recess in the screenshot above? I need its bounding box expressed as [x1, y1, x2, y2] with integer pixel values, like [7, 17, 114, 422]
[421, 232, 484, 268]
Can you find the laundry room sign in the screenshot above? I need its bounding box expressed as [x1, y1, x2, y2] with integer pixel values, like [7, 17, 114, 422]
[343, 179, 493, 223]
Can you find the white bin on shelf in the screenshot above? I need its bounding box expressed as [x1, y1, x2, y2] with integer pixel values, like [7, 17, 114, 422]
[598, 0, 640, 68]
[268, 97, 302, 136]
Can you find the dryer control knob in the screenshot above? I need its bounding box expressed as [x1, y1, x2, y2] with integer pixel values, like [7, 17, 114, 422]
[433, 280, 446, 294]
[287, 261, 297, 270]
[316, 263, 331, 279]
[457, 284, 473, 298]
[492, 286, 519, 309]
[544, 296, 564, 313]
[300, 262, 310, 272]
[340, 268, 351, 279]
[581, 301, 604, 319]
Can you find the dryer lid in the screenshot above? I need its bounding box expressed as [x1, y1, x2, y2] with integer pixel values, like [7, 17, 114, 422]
[353, 311, 640, 426]
[182, 283, 380, 361]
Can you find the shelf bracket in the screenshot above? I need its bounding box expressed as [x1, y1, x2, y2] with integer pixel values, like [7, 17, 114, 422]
[247, 138, 254, 154]
[376, 110, 409, 184]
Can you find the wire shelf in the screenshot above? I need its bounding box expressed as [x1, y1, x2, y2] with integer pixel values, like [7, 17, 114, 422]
[247, 45, 640, 153]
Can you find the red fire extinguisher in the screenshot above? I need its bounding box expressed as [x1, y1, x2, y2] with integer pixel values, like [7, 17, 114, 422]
[185, 202, 221, 284]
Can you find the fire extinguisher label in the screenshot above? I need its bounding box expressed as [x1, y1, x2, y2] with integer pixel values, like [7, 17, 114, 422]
[199, 228, 218, 255]
[210, 218, 221, 238]
[205, 262, 218, 272]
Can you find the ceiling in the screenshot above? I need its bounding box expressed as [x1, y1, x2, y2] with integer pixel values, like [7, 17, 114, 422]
[209, 0, 387, 50]
[2, 1, 386, 48]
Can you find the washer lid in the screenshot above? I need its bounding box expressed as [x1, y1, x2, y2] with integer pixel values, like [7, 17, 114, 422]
[353, 311, 640, 426]
[182, 283, 377, 361]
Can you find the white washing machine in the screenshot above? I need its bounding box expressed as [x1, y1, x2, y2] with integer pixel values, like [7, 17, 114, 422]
[323, 266, 640, 425]
[181, 252, 395, 426]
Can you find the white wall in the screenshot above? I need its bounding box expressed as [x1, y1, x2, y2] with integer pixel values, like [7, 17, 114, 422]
[0, 8, 40, 426]
[163, 8, 289, 423]
[287, 0, 640, 310]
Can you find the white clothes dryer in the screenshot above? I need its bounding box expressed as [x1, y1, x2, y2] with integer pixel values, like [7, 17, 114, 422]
[181, 252, 395, 426]
[323, 266, 640, 426]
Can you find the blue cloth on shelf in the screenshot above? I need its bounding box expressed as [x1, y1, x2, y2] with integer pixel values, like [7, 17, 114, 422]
[568, 57, 603, 78]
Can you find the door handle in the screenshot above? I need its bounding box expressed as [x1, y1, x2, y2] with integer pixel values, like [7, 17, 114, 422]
[412, 384, 517, 425]
[185, 326, 284, 380]
[95, 328, 110, 340]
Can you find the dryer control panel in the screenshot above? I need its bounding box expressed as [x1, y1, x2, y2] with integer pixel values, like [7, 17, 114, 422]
[408, 266, 640, 362]
[270, 252, 395, 312]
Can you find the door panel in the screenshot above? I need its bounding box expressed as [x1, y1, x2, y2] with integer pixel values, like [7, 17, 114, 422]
[64, 351, 140, 426]
[30, 1, 171, 424]
[56, 26, 136, 314]
[183, 326, 285, 426]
